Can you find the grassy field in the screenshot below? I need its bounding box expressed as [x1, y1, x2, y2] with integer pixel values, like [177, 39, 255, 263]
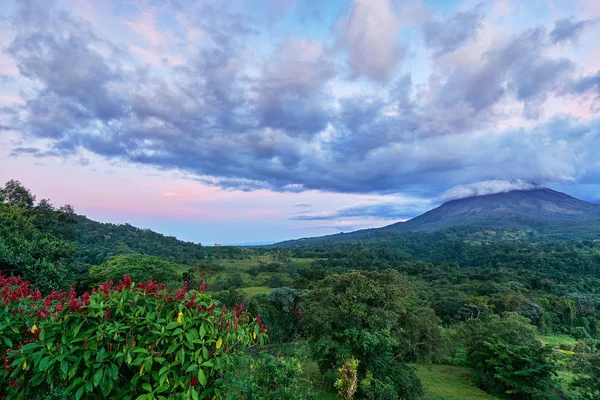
[412, 364, 499, 400]
[243, 286, 275, 296]
[539, 334, 578, 348]
[305, 361, 500, 400]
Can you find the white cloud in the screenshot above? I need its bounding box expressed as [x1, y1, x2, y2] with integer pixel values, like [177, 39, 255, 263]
[441, 179, 541, 200]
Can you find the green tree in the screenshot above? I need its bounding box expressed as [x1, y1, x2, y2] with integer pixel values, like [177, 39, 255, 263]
[0, 180, 77, 293]
[570, 341, 600, 400]
[0, 179, 36, 207]
[302, 270, 423, 400]
[182, 261, 222, 289]
[89, 253, 182, 285]
[462, 313, 557, 399]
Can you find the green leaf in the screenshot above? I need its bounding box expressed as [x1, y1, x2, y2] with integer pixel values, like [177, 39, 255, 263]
[3, 336, 12, 347]
[142, 383, 153, 392]
[39, 356, 51, 371]
[93, 368, 103, 387]
[198, 369, 207, 386]
[185, 364, 198, 373]
[73, 321, 85, 337]
[173, 328, 183, 336]
[76, 386, 85, 400]
[166, 322, 180, 330]
[166, 343, 179, 354]
[144, 356, 153, 373]
[20, 342, 42, 353]
[60, 360, 69, 376]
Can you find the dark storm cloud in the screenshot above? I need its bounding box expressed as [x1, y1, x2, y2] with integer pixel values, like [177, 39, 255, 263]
[424, 6, 483, 56]
[5, 0, 600, 200]
[550, 18, 595, 44]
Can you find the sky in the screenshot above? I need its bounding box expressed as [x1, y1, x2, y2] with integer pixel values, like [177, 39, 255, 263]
[0, 0, 599, 245]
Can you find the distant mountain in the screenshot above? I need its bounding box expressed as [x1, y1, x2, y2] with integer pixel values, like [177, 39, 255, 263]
[275, 188, 600, 247]
[385, 188, 600, 232]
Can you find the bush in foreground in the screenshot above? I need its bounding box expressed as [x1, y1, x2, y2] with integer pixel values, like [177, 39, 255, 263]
[0, 273, 267, 399]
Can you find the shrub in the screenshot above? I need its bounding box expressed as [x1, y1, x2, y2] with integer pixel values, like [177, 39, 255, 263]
[0, 273, 267, 399]
[335, 358, 359, 400]
[224, 352, 314, 400]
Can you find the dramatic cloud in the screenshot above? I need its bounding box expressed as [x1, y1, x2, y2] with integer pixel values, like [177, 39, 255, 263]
[2, 0, 599, 211]
[550, 18, 595, 44]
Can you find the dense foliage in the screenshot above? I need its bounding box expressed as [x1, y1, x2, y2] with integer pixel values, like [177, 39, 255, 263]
[570, 341, 600, 399]
[2, 179, 599, 398]
[462, 313, 557, 398]
[0, 180, 79, 293]
[223, 352, 314, 400]
[89, 253, 183, 287]
[302, 270, 425, 399]
[0, 273, 266, 399]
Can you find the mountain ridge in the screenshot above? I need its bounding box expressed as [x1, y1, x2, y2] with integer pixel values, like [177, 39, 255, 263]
[274, 187, 600, 247]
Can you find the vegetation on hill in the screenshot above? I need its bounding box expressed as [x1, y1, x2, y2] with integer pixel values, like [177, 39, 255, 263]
[1, 179, 599, 399]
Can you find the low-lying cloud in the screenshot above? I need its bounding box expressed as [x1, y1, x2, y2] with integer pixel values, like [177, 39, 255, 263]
[441, 180, 542, 201]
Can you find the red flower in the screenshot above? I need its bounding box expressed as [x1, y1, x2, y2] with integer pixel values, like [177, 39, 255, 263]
[104, 307, 111, 320]
[175, 282, 188, 300]
[199, 281, 206, 293]
[188, 376, 199, 387]
[186, 292, 197, 308]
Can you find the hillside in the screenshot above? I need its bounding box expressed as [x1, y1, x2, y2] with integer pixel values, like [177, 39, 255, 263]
[74, 215, 206, 265]
[275, 188, 600, 247]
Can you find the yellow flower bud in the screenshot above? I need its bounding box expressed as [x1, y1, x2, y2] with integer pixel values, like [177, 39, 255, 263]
[139, 364, 145, 376]
[31, 324, 37, 333]
[177, 311, 183, 325]
[22, 360, 27, 370]
[216, 337, 223, 350]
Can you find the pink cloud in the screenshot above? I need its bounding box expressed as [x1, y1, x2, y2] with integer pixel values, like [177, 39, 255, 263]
[0, 93, 24, 104]
[124, 10, 166, 48]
